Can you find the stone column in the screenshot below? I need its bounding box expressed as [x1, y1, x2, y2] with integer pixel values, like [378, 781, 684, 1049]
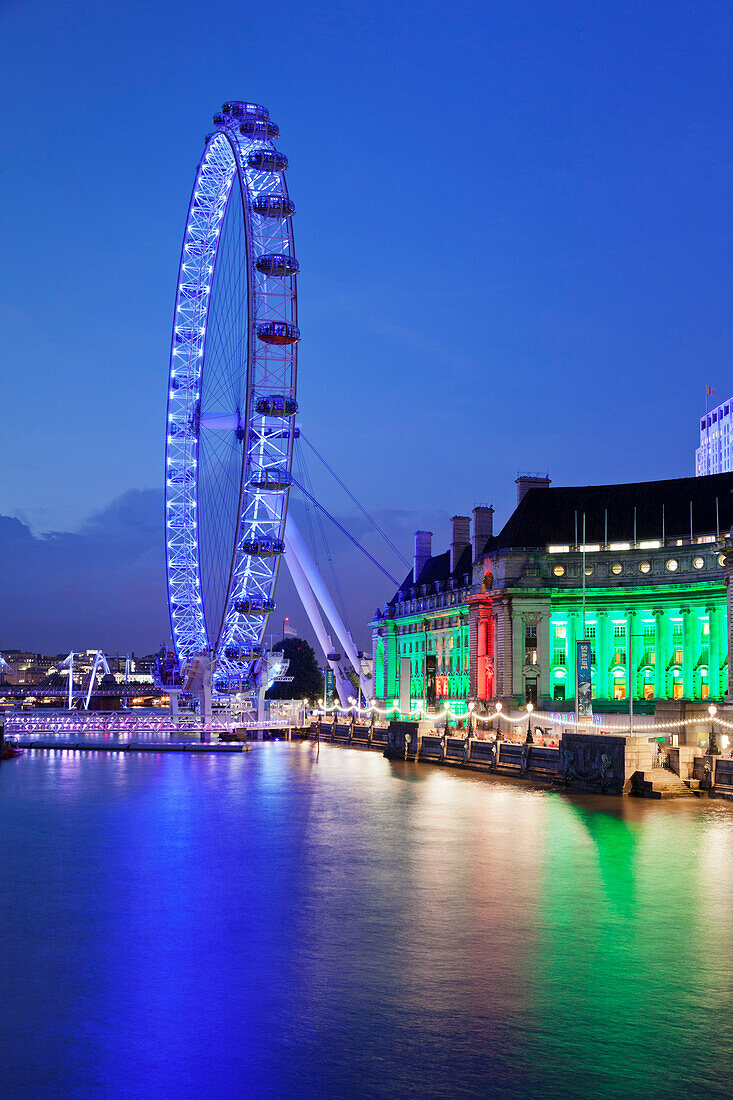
[653, 609, 666, 700]
[706, 604, 720, 700]
[720, 541, 733, 703]
[681, 607, 694, 700]
[503, 599, 515, 700]
[512, 607, 524, 703]
[595, 610, 609, 701]
[567, 612, 578, 704]
[538, 610, 550, 704]
[626, 609, 636, 702]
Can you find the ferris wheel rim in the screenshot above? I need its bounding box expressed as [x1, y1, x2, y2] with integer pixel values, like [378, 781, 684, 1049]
[164, 103, 299, 692]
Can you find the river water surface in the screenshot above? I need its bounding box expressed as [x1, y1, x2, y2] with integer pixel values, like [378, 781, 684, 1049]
[2, 742, 733, 1098]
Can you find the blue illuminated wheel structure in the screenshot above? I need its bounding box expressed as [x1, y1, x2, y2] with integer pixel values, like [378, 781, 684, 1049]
[165, 101, 299, 693]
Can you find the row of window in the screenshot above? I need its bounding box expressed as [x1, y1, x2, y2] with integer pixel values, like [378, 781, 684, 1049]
[553, 554, 717, 579]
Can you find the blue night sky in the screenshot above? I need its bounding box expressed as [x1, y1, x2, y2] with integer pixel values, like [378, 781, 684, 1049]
[1, 0, 731, 654]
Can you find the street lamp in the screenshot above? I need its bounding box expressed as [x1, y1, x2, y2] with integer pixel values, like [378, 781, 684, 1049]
[525, 701, 534, 744]
[707, 704, 720, 756]
[467, 700, 475, 737]
[494, 700, 502, 741]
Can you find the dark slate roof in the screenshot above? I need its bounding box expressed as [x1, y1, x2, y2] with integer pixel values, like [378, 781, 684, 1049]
[486, 472, 733, 552]
[388, 545, 472, 607]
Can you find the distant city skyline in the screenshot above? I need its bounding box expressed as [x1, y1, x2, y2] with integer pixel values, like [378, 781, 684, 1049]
[1, 0, 731, 652]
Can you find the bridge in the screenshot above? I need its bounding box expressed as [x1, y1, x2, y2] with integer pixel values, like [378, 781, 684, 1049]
[4, 711, 299, 737]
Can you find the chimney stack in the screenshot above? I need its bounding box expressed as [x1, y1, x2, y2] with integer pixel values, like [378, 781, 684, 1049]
[413, 530, 432, 584]
[450, 515, 471, 573]
[472, 505, 494, 560]
[516, 472, 551, 506]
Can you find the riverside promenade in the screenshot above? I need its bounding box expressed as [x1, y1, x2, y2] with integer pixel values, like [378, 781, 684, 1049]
[303, 717, 733, 800]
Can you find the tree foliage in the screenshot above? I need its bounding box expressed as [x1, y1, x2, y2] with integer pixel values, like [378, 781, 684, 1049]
[266, 637, 323, 702]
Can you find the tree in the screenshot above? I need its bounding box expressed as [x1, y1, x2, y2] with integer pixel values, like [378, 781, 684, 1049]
[266, 637, 323, 702]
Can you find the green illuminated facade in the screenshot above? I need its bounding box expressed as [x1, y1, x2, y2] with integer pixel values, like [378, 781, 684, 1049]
[371, 473, 733, 725]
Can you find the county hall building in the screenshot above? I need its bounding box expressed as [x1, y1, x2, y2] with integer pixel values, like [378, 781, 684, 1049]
[371, 472, 733, 719]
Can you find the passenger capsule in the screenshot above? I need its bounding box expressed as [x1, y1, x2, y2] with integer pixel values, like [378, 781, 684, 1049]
[234, 597, 276, 615]
[255, 253, 299, 277]
[255, 394, 298, 417]
[240, 119, 280, 140]
[252, 195, 295, 219]
[224, 643, 265, 661]
[249, 467, 293, 491]
[222, 101, 269, 120]
[257, 322, 300, 345]
[213, 113, 228, 127]
[242, 536, 285, 557]
[247, 149, 288, 173]
[327, 651, 341, 662]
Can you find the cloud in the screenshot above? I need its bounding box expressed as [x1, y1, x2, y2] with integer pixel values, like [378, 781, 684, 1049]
[0, 489, 442, 662]
[0, 490, 168, 656]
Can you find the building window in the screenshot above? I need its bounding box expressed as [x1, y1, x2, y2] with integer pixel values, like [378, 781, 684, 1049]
[666, 559, 678, 572]
[613, 624, 625, 637]
[639, 561, 651, 574]
[553, 650, 566, 666]
[611, 563, 622, 575]
[524, 623, 537, 666]
[554, 625, 566, 640]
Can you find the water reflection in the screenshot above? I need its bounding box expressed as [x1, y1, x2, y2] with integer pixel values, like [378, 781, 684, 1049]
[1, 745, 732, 1097]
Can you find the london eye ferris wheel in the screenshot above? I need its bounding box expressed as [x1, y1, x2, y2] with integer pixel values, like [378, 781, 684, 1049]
[165, 101, 299, 693]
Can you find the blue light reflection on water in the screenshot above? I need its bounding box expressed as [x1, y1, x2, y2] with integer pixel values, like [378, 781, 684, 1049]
[1, 743, 733, 1098]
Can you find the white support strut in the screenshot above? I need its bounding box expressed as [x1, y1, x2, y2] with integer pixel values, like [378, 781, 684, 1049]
[283, 528, 354, 707]
[284, 514, 370, 704]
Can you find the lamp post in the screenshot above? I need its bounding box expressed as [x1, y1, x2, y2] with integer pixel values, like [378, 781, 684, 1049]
[467, 700, 475, 737]
[525, 701, 534, 744]
[495, 700, 502, 741]
[707, 704, 720, 756]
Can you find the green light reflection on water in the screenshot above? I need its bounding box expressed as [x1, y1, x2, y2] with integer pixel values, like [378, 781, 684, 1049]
[526, 793, 733, 1098]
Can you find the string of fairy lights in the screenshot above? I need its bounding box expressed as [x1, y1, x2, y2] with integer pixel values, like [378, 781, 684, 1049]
[311, 697, 732, 736]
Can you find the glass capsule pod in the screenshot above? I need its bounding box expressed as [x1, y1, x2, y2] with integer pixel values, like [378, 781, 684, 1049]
[224, 644, 265, 661]
[256, 321, 300, 345]
[247, 149, 289, 173]
[240, 120, 280, 140]
[242, 537, 285, 557]
[249, 468, 293, 491]
[234, 597, 277, 615]
[255, 253, 300, 277]
[254, 394, 298, 417]
[222, 101, 269, 120]
[252, 195, 295, 218]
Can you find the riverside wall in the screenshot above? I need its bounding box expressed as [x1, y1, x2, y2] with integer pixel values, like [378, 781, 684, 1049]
[302, 719, 689, 797]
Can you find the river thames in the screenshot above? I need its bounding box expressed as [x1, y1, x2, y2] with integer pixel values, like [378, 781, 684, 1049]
[2, 742, 733, 1098]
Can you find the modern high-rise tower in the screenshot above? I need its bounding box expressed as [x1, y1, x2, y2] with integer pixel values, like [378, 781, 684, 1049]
[696, 394, 733, 475]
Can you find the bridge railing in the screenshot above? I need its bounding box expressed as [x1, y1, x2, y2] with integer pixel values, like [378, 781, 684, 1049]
[3, 712, 299, 735]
